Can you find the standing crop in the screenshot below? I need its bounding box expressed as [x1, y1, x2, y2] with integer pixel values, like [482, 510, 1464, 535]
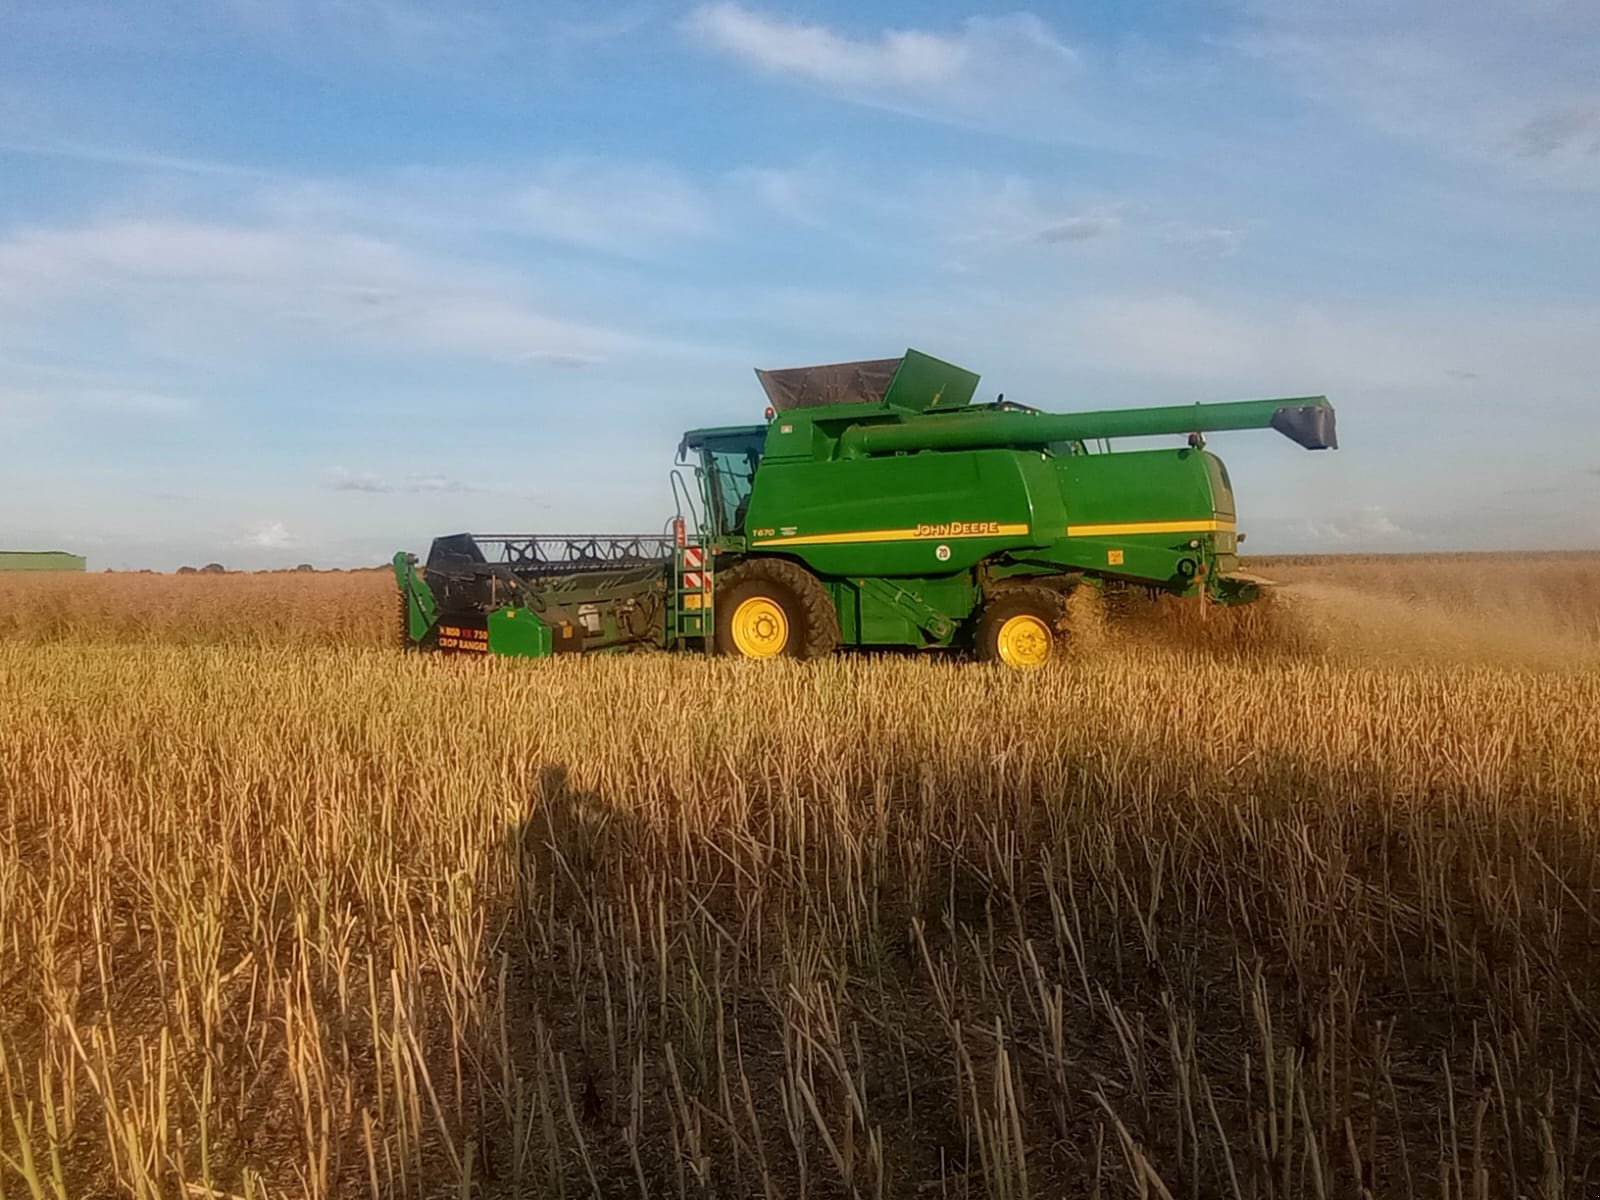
[1, 562, 1598, 1198]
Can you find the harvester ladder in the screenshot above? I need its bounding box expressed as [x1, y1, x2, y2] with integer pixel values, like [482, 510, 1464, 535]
[670, 528, 714, 650]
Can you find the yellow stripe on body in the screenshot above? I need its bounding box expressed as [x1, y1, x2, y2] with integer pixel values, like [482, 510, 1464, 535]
[754, 522, 1030, 547]
[1066, 518, 1235, 538]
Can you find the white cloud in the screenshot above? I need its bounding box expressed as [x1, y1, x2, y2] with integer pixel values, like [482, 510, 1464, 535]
[325, 467, 471, 494]
[257, 160, 716, 257]
[507, 160, 714, 253]
[1238, 1, 1600, 187]
[1157, 223, 1245, 258]
[1036, 213, 1122, 244]
[405, 474, 465, 494]
[0, 383, 189, 421]
[325, 468, 391, 494]
[727, 166, 1239, 267]
[727, 164, 1127, 262]
[0, 136, 274, 178]
[1300, 505, 1413, 546]
[730, 164, 838, 227]
[323, 464, 467, 492]
[516, 350, 599, 368]
[686, 6, 1079, 131]
[687, 3, 973, 89]
[953, 180, 1126, 249]
[240, 521, 297, 549]
[223, 0, 502, 63]
[0, 216, 641, 367]
[1044, 293, 1600, 398]
[0, 358, 193, 429]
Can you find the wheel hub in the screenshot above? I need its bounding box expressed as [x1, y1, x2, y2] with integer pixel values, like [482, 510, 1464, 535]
[731, 596, 789, 658]
[996, 613, 1052, 668]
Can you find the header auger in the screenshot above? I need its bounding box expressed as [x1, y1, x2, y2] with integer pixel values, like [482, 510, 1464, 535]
[394, 349, 1337, 667]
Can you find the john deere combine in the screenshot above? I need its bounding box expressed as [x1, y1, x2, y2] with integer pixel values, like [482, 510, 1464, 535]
[393, 350, 1336, 667]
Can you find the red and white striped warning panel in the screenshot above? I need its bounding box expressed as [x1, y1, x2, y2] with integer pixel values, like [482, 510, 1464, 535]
[682, 546, 705, 568]
[682, 571, 705, 589]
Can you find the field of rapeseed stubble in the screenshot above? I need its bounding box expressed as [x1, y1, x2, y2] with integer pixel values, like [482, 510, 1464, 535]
[1, 558, 1597, 1199]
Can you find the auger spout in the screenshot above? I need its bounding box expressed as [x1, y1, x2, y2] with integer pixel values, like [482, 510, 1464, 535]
[837, 396, 1337, 457]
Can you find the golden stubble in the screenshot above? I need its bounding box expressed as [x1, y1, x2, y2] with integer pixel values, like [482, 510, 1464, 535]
[0, 556, 1597, 1198]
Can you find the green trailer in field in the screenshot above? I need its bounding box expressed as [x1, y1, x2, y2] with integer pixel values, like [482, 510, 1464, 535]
[394, 350, 1337, 667]
[0, 551, 85, 572]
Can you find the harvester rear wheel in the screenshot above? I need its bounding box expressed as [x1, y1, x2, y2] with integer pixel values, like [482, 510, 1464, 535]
[714, 558, 840, 660]
[975, 586, 1068, 669]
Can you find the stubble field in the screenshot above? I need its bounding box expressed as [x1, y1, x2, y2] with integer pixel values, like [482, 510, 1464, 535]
[1, 554, 1597, 1199]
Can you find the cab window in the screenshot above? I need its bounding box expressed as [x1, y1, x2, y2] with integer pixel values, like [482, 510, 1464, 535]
[699, 432, 765, 535]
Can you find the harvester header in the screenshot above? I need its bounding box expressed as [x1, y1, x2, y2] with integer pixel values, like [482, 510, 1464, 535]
[395, 348, 1339, 667]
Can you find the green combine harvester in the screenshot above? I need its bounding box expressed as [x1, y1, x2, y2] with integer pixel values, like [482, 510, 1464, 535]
[393, 350, 1336, 667]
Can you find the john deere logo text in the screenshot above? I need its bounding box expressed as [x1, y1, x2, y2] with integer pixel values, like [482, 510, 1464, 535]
[916, 521, 1001, 538]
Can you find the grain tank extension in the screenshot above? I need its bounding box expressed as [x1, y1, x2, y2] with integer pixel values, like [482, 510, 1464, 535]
[394, 350, 1336, 667]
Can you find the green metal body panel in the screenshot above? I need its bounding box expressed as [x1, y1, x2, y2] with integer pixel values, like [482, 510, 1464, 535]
[744, 448, 1065, 576]
[879, 349, 981, 411]
[831, 574, 974, 645]
[393, 551, 438, 641]
[488, 606, 553, 657]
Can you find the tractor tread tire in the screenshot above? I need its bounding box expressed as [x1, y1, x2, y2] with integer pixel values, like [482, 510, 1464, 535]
[974, 585, 1070, 666]
[715, 557, 841, 660]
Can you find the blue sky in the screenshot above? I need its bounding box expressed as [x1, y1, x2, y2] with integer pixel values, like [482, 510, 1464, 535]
[1, 0, 1596, 569]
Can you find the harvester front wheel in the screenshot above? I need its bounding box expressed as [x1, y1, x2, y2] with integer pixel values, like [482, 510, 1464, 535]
[975, 587, 1068, 669]
[715, 559, 840, 661]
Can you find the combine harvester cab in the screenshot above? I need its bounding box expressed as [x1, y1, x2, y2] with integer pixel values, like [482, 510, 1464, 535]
[395, 350, 1336, 667]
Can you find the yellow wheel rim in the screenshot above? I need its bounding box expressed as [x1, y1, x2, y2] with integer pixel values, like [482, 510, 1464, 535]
[731, 596, 789, 659]
[996, 614, 1053, 668]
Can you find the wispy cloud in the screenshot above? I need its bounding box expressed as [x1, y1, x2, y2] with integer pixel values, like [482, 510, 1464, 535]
[257, 160, 717, 258]
[0, 136, 274, 178]
[955, 186, 1127, 251]
[325, 467, 472, 494]
[508, 160, 715, 253]
[1238, 0, 1600, 187]
[223, 0, 503, 64]
[1035, 213, 1122, 245]
[1300, 505, 1413, 546]
[1157, 223, 1245, 258]
[687, 3, 977, 89]
[325, 468, 391, 494]
[0, 383, 189, 421]
[730, 164, 1233, 265]
[1511, 104, 1600, 160]
[0, 214, 644, 368]
[686, 5, 1080, 134]
[0, 357, 194, 428]
[238, 520, 297, 549]
[516, 350, 598, 368]
[1018, 292, 1600, 398]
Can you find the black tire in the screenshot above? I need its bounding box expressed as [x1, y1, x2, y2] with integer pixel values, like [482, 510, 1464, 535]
[714, 558, 840, 660]
[974, 585, 1069, 668]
